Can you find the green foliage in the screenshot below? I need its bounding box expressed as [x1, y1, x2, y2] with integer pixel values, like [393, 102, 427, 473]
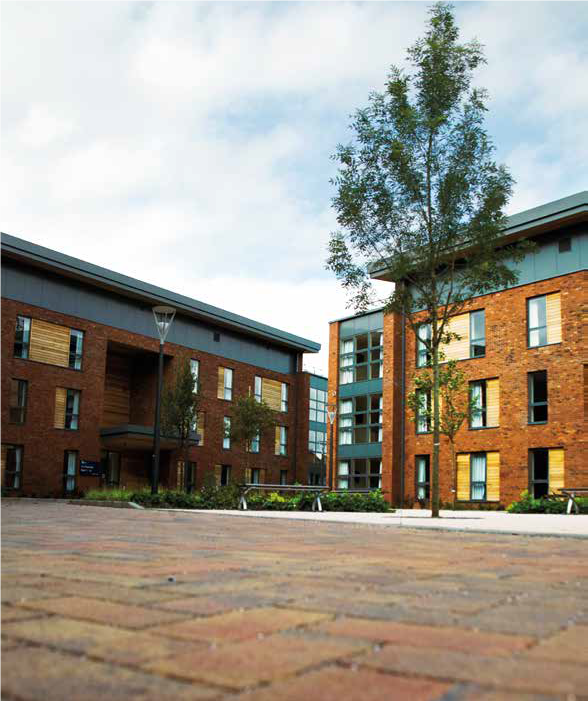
[507, 491, 588, 515]
[230, 394, 277, 447]
[161, 358, 199, 446]
[85, 488, 138, 502]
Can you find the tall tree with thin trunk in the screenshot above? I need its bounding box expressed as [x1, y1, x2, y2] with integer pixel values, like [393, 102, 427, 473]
[327, 2, 529, 517]
[161, 359, 199, 492]
[230, 394, 277, 481]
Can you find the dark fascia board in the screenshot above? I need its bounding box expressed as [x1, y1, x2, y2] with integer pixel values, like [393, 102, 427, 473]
[369, 190, 588, 282]
[1, 232, 321, 354]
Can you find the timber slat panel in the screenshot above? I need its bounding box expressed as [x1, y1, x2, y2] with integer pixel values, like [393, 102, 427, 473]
[54, 388, 67, 429]
[457, 453, 470, 501]
[274, 426, 281, 455]
[262, 378, 282, 411]
[441, 314, 469, 362]
[29, 319, 70, 367]
[549, 448, 565, 492]
[486, 452, 500, 501]
[102, 355, 131, 427]
[244, 468, 252, 483]
[546, 292, 562, 344]
[584, 365, 588, 420]
[486, 379, 500, 427]
[217, 368, 225, 399]
[214, 464, 222, 486]
[197, 412, 205, 446]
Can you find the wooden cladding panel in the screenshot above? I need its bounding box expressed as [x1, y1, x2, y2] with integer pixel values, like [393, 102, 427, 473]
[584, 365, 588, 420]
[441, 314, 469, 362]
[456, 453, 470, 501]
[29, 319, 70, 367]
[217, 368, 226, 399]
[549, 449, 565, 493]
[486, 379, 500, 427]
[54, 388, 67, 429]
[0, 445, 7, 487]
[275, 426, 281, 455]
[262, 378, 282, 411]
[244, 468, 252, 484]
[486, 452, 500, 501]
[546, 293, 562, 344]
[102, 355, 131, 427]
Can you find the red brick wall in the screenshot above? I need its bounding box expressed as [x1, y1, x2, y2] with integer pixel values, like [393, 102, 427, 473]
[326, 322, 340, 489]
[403, 270, 588, 507]
[1, 298, 304, 496]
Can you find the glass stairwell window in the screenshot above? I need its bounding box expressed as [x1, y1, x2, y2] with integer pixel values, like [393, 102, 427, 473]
[416, 323, 431, 367]
[339, 332, 383, 384]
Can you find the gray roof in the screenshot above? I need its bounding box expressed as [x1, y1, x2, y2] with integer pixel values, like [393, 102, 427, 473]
[1, 232, 320, 354]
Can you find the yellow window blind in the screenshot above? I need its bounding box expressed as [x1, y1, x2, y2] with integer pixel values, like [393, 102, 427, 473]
[274, 426, 281, 456]
[196, 412, 205, 446]
[456, 453, 470, 501]
[486, 452, 500, 501]
[244, 468, 252, 484]
[214, 464, 222, 487]
[217, 368, 225, 399]
[54, 388, 67, 429]
[486, 379, 500, 427]
[440, 313, 469, 362]
[545, 293, 562, 344]
[29, 319, 70, 367]
[549, 449, 565, 493]
[262, 378, 282, 411]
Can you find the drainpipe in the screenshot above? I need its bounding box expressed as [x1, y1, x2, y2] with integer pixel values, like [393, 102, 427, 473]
[400, 312, 406, 508]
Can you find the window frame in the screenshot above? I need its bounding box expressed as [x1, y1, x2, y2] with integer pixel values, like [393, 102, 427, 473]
[469, 380, 487, 429]
[64, 389, 81, 431]
[14, 316, 31, 359]
[469, 309, 486, 358]
[338, 394, 383, 445]
[223, 367, 233, 400]
[416, 389, 431, 434]
[280, 470, 288, 485]
[529, 448, 549, 498]
[190, 359, 200, 393]
[101, 450, 121, 488]
[9, 379, 28, 424]
[281, 383, 289, 412]
[415, 455, 430, 500]
[527, 295, 548, 348]
[528, 370, 548, 424]
[337, 458, 382, 490]
[277, 426, 288, 456]
[254, 376, 262, 402]
[416, 323, 431, 368]
[220, 464, 231, 486]
[308, 428, 327, 456]
[470, 452, 487, 501]
[68, 329, 84, 370]
[63, 450, 78, 493]
[223, 416, 231, 449]
[309, 386, 327, 423]
[3, 444, 23, 490]
[248, 430, 260, 454]
[339, 330, 383, 385]
[251, 468, 261, 485]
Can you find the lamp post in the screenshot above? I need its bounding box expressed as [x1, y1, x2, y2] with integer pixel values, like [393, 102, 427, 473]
[151, 305, 176, 495]
[326, 403, 337, 490]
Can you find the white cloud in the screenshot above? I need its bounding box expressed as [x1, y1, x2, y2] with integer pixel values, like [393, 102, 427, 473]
[2, 2, 587, 375]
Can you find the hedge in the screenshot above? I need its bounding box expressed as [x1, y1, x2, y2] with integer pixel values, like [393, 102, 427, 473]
[507, 490, 588, 514]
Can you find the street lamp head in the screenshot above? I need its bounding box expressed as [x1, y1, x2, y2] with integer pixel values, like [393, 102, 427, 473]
[326, 403, 337, 425]
[152, 305, 176, 344]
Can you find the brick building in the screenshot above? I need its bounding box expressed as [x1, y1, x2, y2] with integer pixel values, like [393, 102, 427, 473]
[328, 191, 588, 507]
[1, 233, 324, 497]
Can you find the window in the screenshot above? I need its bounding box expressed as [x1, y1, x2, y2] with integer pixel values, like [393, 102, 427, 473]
[254, 376, 262, 402]
[251, 468, 261, 485]
[337, 459, 381, 489]
[101, 451, 121, 487]
[528, 296, 547, 347]
[218, 367, 233, 400]
[2, 445, 23, 489]
[559, 238, 571, 253]
[248, 431, 260, 453]
[309, 429, 327, 456]
[223, 417, 231, 449]
[416, 323, 431, 368]
[184, 462, 196, 493]
[416, 390, 430, 434]
[63, 451, 77, 493]
[470, 381, 487, 428]
[213, 332, 221, 342]
[470, 310, 485, 358]
[65, 389, 80, 430]
[14, 316, 31, 359]
[470, 452, 487, 500]
[276, 426, 288, 456]
[309, 387, 327, 422]
[339, 331, 383, 384]
[529, 371, 548, 424]
[530, 448, 549, 498]
[69, 329, 84, 370]
[416, 455, 430, 500]
[190, 359, 200, 393]
[281, 383, 289, 412]
[9, 379, 28, 424]
[338, 394, 382, 445]
[221, 465, 231, 486]
[280, 470, 288, 485]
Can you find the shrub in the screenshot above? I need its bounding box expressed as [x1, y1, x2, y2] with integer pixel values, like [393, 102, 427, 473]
[85, 488, 137, 502]
[507, 490, 588, 514]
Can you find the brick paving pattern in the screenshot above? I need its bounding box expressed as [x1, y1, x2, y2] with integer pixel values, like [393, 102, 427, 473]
[2, 500, 587, 700]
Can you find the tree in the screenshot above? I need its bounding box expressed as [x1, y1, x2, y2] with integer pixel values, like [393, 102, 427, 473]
[230, 394, 277, 482]
[407, 359, 471, 509]
[327, 2, 529, 516]
[161, 359, 199, 492]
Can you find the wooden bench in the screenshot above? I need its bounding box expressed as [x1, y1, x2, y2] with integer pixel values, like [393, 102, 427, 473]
[560, 488, 588, 515]
[238, 485, 382, 513]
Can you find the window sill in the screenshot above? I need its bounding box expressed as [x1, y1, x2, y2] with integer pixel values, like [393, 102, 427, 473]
[527, 342, 561, 350]
[468, 425, 499, 431]
[528, 421, 548, 426]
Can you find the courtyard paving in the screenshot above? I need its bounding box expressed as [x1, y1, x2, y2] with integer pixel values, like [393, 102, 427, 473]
[2, 500, 587, 700]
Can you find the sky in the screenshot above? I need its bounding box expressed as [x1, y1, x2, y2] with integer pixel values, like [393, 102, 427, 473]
[2, 1, 587, 375]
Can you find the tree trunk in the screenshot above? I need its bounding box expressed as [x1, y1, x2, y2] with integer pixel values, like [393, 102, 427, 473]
[183, 437, 191, 493]
[451, 440, 456, 511]
[431, 345, 441, 518]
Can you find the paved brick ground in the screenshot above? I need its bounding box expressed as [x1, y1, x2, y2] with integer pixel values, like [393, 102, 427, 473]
[2, 500, 587, 700]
